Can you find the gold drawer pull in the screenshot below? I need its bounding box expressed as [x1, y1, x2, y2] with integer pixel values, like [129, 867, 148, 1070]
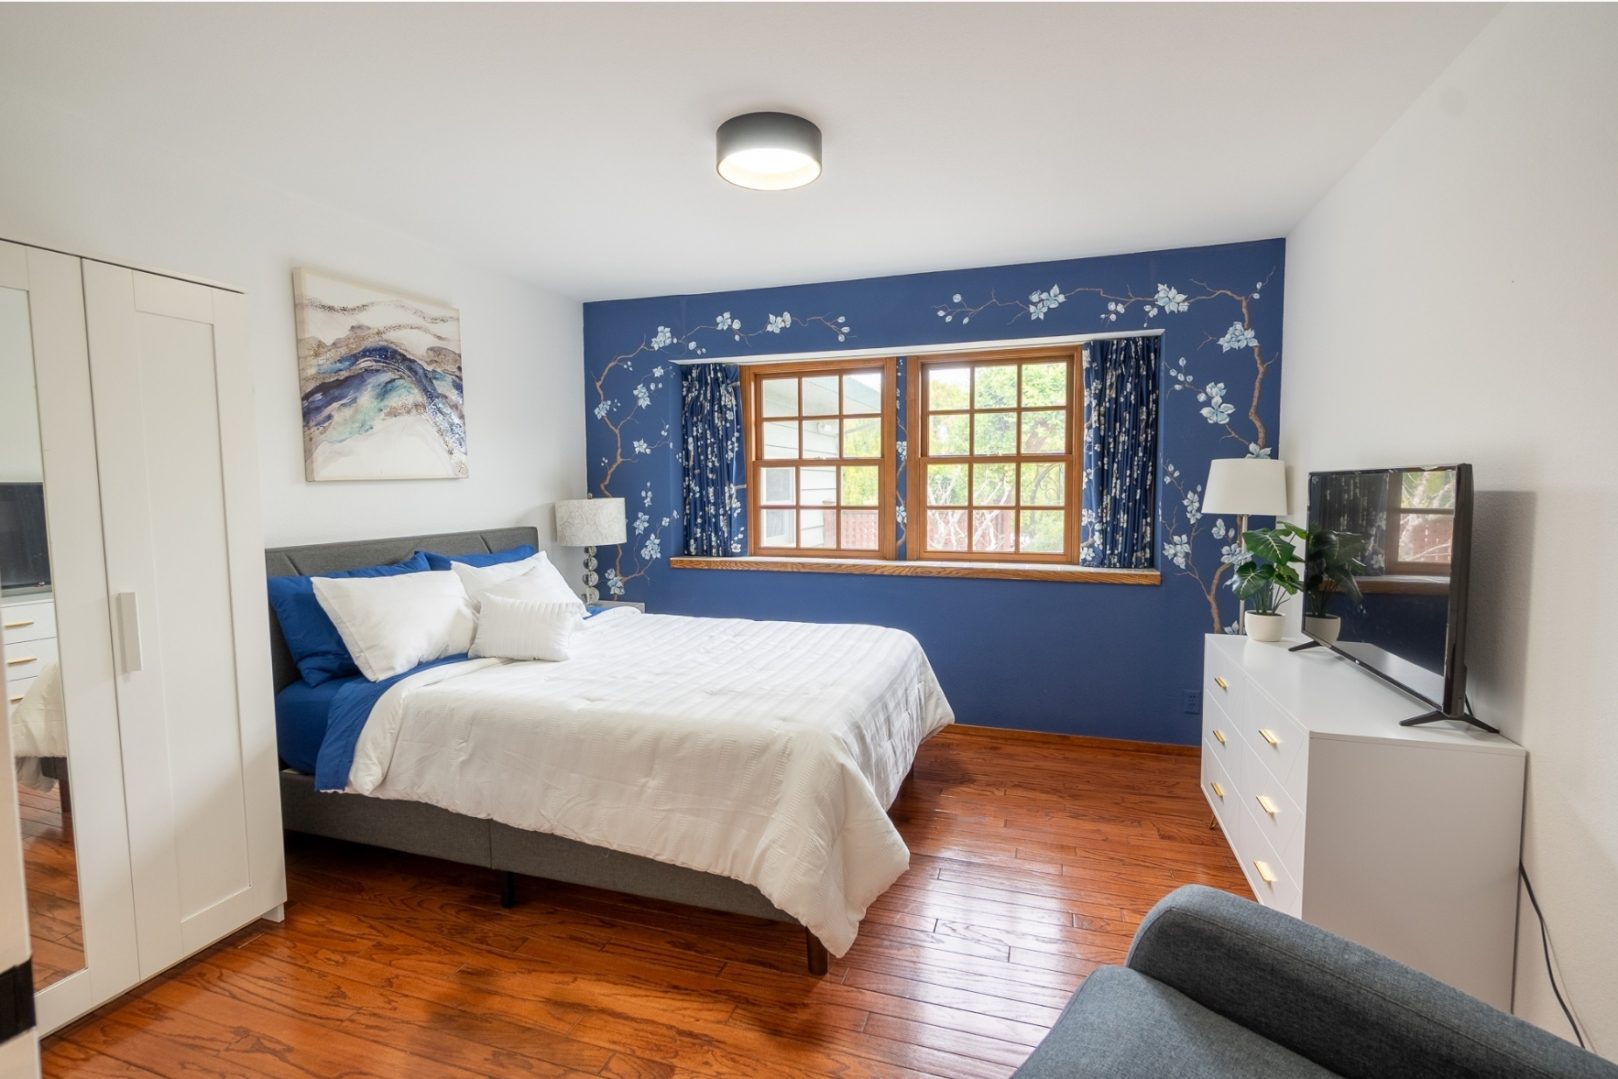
[1212, 728, 1227, 745]
[1253, 860, 1278, 885]
[1209, 781, 1225, 800]
[6, 656, 35, 667]
[1255, 794, 1279, 817]
[7, 694, 22, 704]
[1258, 727, 1279, 747]
[4, 620, 34, 630]
[1213, 676, 1229, 690]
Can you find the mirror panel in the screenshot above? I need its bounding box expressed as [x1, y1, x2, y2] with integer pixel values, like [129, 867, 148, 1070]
[1, 283, 86, 990]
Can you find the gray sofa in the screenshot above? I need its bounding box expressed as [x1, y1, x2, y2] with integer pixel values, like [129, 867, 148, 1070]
[1014, 885, 1616, 1079]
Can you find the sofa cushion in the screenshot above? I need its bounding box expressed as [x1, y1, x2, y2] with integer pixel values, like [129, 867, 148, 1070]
[1013, 966, 1339, 1079]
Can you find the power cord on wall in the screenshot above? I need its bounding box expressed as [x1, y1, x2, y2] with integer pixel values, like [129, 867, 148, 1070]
[1519, 862, 1589, 1051]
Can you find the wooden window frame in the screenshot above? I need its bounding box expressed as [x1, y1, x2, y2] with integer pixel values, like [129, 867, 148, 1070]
[905, 347, 1083, 564]
[741, 357, 898, 560]
[1383, 472, 1456, 576]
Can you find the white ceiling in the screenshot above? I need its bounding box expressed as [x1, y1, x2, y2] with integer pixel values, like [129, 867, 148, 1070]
[0, 3, 1499, 300]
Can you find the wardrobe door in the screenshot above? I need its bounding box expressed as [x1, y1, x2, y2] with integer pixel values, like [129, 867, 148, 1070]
[0, 241, 140, 1032]
[81, 261, 284, 976]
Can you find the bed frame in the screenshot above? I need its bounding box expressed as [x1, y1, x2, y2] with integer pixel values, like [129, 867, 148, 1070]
[267, 527, 830, 974]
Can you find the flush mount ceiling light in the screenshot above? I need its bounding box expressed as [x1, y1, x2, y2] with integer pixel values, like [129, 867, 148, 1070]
[716, 111, 822, 191]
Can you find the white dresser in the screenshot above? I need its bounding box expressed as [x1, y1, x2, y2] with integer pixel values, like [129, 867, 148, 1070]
[1202, 633, 1525, 1010]
[3, 594, 55, 718]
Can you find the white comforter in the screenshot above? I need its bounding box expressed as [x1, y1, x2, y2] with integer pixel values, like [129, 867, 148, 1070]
[346, 609, 953, 955]
[12, 660, 67, 791]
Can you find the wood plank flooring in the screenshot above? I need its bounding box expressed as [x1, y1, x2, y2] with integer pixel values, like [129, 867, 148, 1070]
[19, 779, 83, 989]
[42, 725, 1250, 1078]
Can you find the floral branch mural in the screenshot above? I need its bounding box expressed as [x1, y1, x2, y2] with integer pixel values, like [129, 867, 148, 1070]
[934, 270, 1279, 633]
[590, 310, 854, 595]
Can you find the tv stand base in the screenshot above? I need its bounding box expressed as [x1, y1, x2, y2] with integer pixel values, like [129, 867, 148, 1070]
[1400, 708, 1499, 735]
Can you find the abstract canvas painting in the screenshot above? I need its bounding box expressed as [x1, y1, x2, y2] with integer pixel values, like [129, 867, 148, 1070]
[294, 268, 467, 481]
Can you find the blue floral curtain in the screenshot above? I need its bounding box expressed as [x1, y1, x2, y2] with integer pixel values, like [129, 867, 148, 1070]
[680, 364, 745, 556]
[1081, 336, 1160, 568]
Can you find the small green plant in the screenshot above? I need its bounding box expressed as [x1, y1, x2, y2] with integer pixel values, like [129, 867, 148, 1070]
[1229, 524, 1306, 615]
[1304, 528, 1367, 618]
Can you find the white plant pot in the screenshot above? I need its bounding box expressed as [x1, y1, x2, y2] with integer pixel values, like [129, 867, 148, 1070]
[1304, 614, 1341, 646]
[1244, 611, 1285, 643]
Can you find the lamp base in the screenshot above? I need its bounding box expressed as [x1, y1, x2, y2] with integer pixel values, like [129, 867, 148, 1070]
[582, 546, 600, 605]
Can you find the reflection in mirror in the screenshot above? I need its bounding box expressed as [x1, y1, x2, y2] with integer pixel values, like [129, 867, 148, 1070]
[1, 285, 85, 990]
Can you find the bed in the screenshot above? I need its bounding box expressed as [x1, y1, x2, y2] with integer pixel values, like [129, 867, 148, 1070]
[267, 527, 952, 972]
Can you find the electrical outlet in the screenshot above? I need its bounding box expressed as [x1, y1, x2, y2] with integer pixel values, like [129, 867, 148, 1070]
[1183, 690, 1202, 714]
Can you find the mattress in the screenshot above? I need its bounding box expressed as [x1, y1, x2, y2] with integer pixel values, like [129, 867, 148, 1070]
[274, 673, 364, 775]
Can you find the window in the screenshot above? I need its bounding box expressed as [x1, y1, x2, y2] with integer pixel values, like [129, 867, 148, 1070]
[906, 348, 1081, 562]
[1384, 468, 1456, 574]
[740, 358, 897, 558]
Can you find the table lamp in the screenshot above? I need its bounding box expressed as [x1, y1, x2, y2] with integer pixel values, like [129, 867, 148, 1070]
[555, 496, 627, 604]
[1202, 458, 1289, 632]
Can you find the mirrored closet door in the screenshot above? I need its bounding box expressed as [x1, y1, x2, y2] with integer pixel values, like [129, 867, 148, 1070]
[0, 241, 140, 1032]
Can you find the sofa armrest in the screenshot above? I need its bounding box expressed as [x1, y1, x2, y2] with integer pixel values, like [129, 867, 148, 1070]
[1126, 886, 1616, 1079]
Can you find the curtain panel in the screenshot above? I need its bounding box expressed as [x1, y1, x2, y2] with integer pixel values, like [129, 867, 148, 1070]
[1081, 336, 1160, 569]
[680, 364, 745, 556]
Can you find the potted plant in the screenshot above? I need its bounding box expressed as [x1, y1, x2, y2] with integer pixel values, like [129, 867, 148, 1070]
[1229, 524, 1305, 642]
[1302, 528, 1367, 645]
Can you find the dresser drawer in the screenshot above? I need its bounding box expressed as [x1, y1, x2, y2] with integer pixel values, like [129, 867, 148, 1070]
[1240, 801, 1302, 917]
[1244, 768, 1305, 885]
[2, 600, 55, 646]
[3, 636, 57, 682]
[1202, 695, 1241, 776]
[1204, 650, 1244, 716]
[1202, 732, 1241, 824]
[1241, 682, 1309, 803]
[5, 675, 36, 719]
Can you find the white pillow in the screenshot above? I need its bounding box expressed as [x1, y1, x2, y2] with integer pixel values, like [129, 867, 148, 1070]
[470, 595, 578, 662]
[479, 562, 584, 616]
[449, 552, 546, 608]
[449, 552, 581, 612]
[313, 571, 476, 681]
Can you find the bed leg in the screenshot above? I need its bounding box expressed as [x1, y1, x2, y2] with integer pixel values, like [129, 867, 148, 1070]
[501, 871, 517, 909]
[805, 928, 829, 976]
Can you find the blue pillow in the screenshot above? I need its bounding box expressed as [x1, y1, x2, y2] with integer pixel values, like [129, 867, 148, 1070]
[421, 544, 536, 571]
[268, 551, 430, 685]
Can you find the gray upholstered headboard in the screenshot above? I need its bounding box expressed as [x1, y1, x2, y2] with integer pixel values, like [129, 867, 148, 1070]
[265, 526, 538, 692]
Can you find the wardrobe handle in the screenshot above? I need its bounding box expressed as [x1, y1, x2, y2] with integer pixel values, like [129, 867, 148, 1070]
[114, 591, 144, 673]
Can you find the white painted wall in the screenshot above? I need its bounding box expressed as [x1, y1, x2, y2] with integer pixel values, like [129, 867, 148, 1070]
[0, 90, 584, 555]
[1281, 5, 1618, 1054]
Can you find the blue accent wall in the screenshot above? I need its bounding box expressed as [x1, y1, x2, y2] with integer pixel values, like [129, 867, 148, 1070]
[583, 239, 1284, 744]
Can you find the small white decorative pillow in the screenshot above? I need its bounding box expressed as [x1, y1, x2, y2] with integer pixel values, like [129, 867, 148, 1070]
[313, 571, 476, 681]
[478, 560, 585, 616]
[449, 551, 581, 612]
[470, 595, 578, 662]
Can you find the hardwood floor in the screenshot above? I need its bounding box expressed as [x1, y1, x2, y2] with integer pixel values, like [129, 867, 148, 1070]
[19, 779, 83, 990]
[42, 726, 1250, 1078]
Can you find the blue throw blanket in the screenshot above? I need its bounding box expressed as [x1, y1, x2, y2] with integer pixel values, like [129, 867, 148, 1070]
[313, 654, 469, 791]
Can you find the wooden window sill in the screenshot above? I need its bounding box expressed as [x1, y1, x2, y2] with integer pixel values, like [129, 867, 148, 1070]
[668, 556, 1159, 585]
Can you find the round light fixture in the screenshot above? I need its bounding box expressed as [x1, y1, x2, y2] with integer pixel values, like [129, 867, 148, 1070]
[716, 112, 822, 191]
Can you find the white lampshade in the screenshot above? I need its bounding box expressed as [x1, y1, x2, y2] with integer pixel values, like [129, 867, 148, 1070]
[1203, 459, 1288, 517]
[555, 497, 626, 547]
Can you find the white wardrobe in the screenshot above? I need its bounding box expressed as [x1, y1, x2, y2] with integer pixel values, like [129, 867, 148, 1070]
[0, 239, 285, 1034]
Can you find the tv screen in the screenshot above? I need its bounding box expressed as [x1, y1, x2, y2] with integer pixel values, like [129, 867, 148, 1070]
[1303, 464, 1473, 721]
[0, 482, 51, 592]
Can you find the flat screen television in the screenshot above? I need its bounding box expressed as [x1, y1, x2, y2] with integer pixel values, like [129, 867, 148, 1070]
[1300, 464, 1491, 732]
[0, 481, 51, 593]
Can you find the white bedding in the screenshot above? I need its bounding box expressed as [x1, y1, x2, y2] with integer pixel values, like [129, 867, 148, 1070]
[345, 609, 953, 955]
[12, 660, 67, 790]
